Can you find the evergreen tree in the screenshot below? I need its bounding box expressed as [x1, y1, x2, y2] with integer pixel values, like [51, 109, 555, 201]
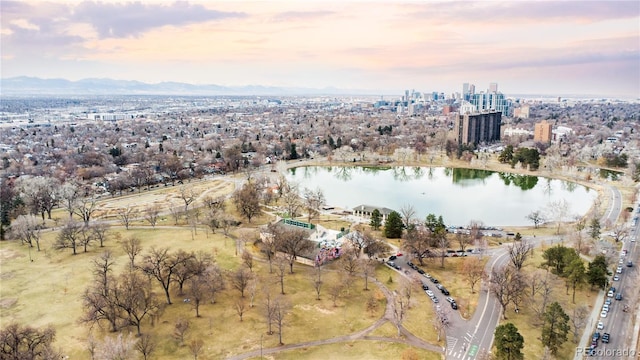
[370, 209, 382, 230]
[541, 302, 570, 355]
[384, 211, 403, 238]
[494, 323, 524, 360]
[586, 254, 610, 290]
[588, 217, 601, 241]
[565, 257, 586, 303]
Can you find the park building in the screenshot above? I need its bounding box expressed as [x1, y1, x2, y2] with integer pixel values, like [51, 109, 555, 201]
[454, 111, 502, 146]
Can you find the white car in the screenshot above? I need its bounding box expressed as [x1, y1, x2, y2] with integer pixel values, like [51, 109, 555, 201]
[597, 321, 604, 330]
[425, 290, 435, 297]
[600, 310, 608, 318]
[616, 266, 623, 274]
[602, 304, 609, 312]
[613, 274, 620, 281]
[607, 290, 614, 297]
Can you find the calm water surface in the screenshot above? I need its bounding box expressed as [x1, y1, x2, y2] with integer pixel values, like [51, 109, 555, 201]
[286, 166, 596, 227]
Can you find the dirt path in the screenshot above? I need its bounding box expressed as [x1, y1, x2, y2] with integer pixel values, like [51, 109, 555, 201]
[225, 276, 444, 360]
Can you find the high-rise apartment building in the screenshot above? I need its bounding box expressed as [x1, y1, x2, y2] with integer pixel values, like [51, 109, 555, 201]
[534, 120, 552, 143]
[489, 82, 498, 93]
[454, 111, 502, 145]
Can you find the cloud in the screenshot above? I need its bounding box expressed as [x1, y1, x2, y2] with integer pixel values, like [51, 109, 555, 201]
[72, 1, 246, 39]
[404, 1, 640, 24]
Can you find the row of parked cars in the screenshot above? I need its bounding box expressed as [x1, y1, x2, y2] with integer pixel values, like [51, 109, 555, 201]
[406, 260, 458, 310]
[386, 257, 459, 310]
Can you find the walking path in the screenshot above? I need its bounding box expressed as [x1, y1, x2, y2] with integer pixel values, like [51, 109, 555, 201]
[226, 277, 444, 360]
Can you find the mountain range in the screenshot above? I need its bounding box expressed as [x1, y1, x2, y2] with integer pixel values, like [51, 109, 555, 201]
[0, 76, 382, 96]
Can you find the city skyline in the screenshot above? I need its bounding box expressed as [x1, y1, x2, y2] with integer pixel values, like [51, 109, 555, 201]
[1, 0, 639, 98]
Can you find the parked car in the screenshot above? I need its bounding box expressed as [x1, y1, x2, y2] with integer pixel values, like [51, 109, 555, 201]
[616, 266, 623, 274]
[615, 293, 623, 301]
[389, 255, 397, 261]
[597, 321, 604, 330]
[602, 333, 610, 344]
[600, 310, 608, 318]
[422, 283, 429, 291]
[430, 277, 439, 284]
[440, 287, 450, 296]
[425, 290, 435, 297]
[613, 274, 620, 281]
[450, 302, 458, 310]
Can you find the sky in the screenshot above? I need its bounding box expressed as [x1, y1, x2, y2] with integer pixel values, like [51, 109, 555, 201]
[1, 0, 639, 97]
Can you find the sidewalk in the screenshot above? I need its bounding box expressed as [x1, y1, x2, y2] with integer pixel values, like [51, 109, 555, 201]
[574, 290, 605, 360]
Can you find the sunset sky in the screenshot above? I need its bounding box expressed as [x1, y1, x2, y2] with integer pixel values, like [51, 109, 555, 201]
[1, 0, 639, 97]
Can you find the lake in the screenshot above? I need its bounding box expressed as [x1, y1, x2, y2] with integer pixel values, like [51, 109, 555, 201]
[286, 166, 597, 227]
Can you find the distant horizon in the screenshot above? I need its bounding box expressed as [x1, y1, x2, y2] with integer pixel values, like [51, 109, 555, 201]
[1, 75, 637, 100]
[2, 1, 638, 98]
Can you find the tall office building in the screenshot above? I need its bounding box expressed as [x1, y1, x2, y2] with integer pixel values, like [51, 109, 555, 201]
[534, 120, 553, 143]
[454, 111, 502, 145]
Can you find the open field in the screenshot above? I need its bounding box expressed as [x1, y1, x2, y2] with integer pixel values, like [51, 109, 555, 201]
[3, 155, 635, 359]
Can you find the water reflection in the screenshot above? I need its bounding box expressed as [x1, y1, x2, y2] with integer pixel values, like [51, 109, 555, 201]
[286, 166, 596, 227]
[498, 172, 539, 191]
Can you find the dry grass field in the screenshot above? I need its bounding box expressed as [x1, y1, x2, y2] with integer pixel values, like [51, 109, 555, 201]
[2, 156, 633, 359]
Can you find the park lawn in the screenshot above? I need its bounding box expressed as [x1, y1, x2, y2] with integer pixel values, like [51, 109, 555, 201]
[402, 295, 444, 346]
[1, 224, 391, 359]
[493, 245, 599, 360]
[368, 321, 399, 338]
[260, 340, 442, 360]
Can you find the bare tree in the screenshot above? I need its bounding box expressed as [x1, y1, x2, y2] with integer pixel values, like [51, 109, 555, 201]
[233, 181, 262, 223]
[400, 204, 416, 229]
[139, 247, 195, 304]
[60, 181, 81, 219]
[610, 224, 628, 243]
[272, 296, 290, 345]
[391, 282, 412, 336]
[173, 318, 190, 345]
[433, 306, 451, 342]
[263, 288, 276, 335]
[113, 270, 163, 336]
[272, 225, 314, 273]
[401, 226, 431, 265]
[91, 222, 110, 247]
[360, 258, 377, 291]
[328, 278, 344, 307]
[489, 265, 523, 319]
[188, 339, 204, 360]
[11, 214, 42, 250]
[169, 206, 182, 225]
[463, 257, 486, 293]
[179, 186, 196, 213]
[274, 253, 288, 295]
[230, 267, 253, 298]
[281, 183, 301, 218]
[121, 236, 142, 270]
[526, 210, 546, 228]
[339, 247, 360, 292]
[570, 305, 589, 344]
[116, 206, 138, 230]
[0, 323, 59, 360]
[174, 251, 211, 296]
[302, 187, 325, 223]
[55, 219, 83, 255]
[135, 334, 156, 360]
[94, 333, 137, 360]
[235, 299, 247, 321]
[144, 205, 160, 228]
[241, 250, 254, 272]
[74, 197, 98, 226]
[81, 251, 119, 332]
[189, 265, 225, 317]
[547, 199, 569, 234]
[311, 265, 323, 300]
[508, 237, 533, 271]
